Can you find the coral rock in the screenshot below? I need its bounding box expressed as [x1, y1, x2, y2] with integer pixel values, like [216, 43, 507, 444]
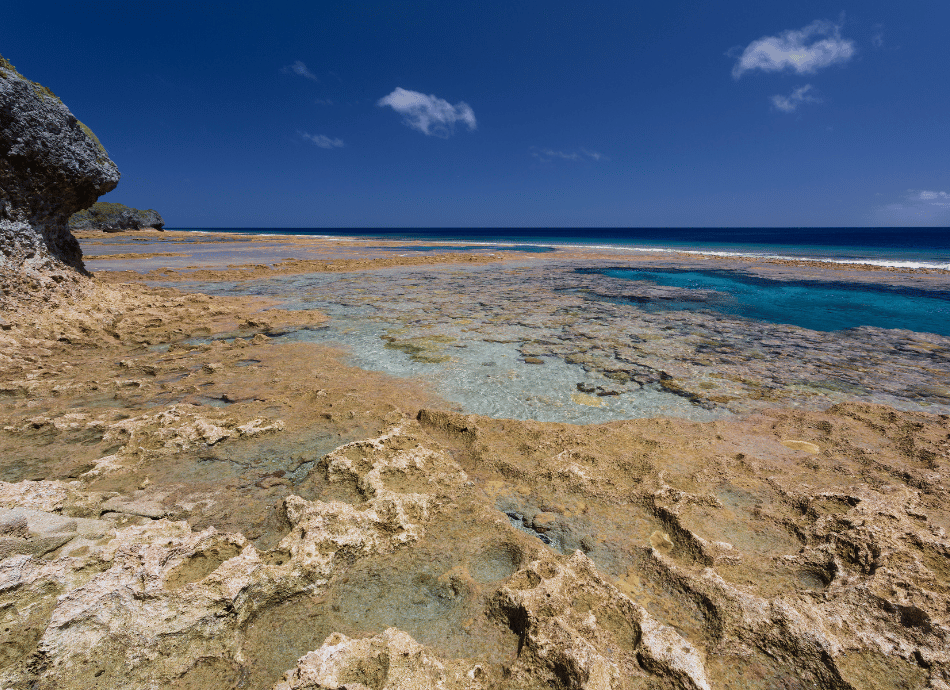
[0, 53, 119, 276]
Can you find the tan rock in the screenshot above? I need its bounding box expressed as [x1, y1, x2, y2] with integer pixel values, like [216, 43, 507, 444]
[274, 628, 480, 690]
[781, 439, 820, 454]
[492, 551, 711, 690]
[0, 420, 451, 689]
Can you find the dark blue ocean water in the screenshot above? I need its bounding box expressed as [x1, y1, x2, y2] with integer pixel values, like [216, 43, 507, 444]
[173, 227, 950, 336]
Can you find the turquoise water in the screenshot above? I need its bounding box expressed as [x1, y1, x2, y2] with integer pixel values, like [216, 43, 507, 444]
[597, 268, 950, 336]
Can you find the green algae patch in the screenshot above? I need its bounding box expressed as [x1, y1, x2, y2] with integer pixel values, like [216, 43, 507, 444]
[0, 52, 63, 107]
[659, 377, 701, 400]
[834, 650, 928, 690]
[0, 51, 106, 158]
[164, 542, 242, 590]
[0, 54, 17, 77]
[31, 82, 58, 102]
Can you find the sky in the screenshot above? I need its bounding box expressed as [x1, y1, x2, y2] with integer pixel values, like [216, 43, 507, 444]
[3, 1, 949, 228]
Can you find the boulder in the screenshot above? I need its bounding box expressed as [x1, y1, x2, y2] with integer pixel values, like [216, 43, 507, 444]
[70, 201, 165, 232]
[0, 53, 119, 276]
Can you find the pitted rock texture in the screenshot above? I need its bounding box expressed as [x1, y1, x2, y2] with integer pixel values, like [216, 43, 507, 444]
[273, 628, 481, 690]
[69, 202, 164, 232]
[0, 53, 119, 277]
[491, 551, 712, 690]
[0, 421, 442, 689]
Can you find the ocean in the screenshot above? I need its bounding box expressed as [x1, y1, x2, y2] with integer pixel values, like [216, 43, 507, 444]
[171, 226, 950, 270]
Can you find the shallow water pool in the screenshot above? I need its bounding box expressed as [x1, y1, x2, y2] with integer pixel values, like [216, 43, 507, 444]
[597, 268, 950, 336]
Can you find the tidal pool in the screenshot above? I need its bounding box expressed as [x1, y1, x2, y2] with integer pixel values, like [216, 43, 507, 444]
[596, 267, 950, 336]
[166, 258, 950, 421]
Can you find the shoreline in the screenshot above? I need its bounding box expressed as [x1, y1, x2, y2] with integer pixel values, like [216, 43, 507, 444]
[158, 226, 950, 271]
[76, 228, 950, 284]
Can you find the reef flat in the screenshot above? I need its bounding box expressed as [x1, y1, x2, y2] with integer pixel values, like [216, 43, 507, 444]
[1, 229, 947, 689]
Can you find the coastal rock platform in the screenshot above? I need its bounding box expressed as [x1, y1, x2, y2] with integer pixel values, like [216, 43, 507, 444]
[0, 232, 948, 689]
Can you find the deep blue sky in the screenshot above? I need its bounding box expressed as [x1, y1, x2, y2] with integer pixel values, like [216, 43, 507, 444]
[4, 2, 949, 227]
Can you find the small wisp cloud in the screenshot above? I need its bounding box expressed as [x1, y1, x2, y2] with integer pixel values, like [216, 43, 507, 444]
[771, 85, 820, 113]
[377, 88, 477, 138]
[732, 20, 855, 79]
[915, 190, 950, 204]
[300, 132, 344, 149]
[281, 60, 320, 82]
[531, 148, 605, 163]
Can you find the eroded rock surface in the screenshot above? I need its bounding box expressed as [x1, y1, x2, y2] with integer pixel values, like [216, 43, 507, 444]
[419, 405, 950, 689]
[2, 389, 948, 688]
[69, 202, 164, 232]
[0, 52, 119, 300]
[1, 236, 948, 688]
[0, 420, 446, 687]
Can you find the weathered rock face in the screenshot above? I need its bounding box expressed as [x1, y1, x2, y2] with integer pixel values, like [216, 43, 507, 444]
[0, 53, 119, 275]
[70, 202, 164, 232]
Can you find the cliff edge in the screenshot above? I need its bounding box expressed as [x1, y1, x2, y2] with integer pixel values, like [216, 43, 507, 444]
[0, 53, 119, 281]
[70, 202, 164, 232]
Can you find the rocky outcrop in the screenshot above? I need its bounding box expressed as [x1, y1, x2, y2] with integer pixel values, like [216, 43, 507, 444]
[0, 53, 119, 278]
[70, 202, 164, 232]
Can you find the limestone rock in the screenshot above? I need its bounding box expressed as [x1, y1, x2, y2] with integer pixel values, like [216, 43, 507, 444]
[0, 53, 119, 277]
[0, 420, 445, 688]
[81, 403, 287, 478]
[0, 506, 112, 559]
[273, 628, 482, 690]
[0, 479, 105, 517]
[69, 201, 164, 232]
[491, 551, 711, 690]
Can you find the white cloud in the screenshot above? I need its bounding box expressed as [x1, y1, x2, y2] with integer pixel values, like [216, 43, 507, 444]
[531, 147, 605, 163]
[301, 132, 344, 149]
[874, 190, 950, 224]
[377, 87, 476, 138]
[581, 148, 604, 161]
[771, 84, 821, 112]
[535, 149, 580, 161]
[916, 190, 950, 203]
[282, 60, 319, 82]
[732, 20, 855, 79]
